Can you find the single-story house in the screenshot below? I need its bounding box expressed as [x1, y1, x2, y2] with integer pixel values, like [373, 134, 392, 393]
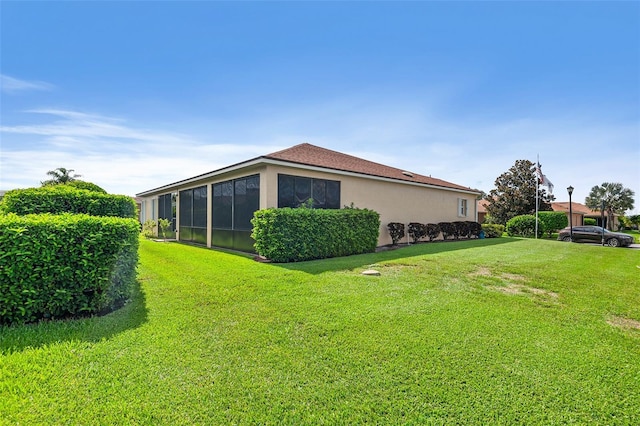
[136, 143, 482, 251]
[551, 201, 616, 229]
[477, 199, 616, 229]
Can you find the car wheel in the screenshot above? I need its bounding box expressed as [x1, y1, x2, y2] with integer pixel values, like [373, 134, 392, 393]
[562, 236, 571, 242]
[607, 238, 620, 247]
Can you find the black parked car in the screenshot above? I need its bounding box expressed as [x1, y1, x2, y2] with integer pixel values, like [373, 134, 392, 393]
[557, 226, 634, 247]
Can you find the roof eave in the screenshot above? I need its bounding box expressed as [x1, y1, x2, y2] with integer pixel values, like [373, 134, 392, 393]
[136, 157, 482, 198]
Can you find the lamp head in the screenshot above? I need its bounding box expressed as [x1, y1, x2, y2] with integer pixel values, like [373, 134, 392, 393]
[567, 186, 574, 196]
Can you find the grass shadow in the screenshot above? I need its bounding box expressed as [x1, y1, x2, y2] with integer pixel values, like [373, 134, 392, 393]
[0, 279, 149, 355]
[273, 237, 520, 274]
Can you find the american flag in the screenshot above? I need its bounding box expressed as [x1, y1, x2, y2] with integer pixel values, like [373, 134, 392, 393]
[536, 162, 554, 194]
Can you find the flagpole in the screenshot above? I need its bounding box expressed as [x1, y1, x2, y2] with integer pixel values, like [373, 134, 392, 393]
[535, 154, 539, 239]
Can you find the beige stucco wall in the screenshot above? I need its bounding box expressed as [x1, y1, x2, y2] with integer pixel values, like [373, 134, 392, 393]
[263, 164, 478, 246]
[138, 162, 479, 248]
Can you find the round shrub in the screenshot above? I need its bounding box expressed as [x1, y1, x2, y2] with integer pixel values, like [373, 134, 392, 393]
[506, 214, 543, 238]
[481, 224, 505, 238]
[64, 180, 108, 193]
[584, 218, 597, 226]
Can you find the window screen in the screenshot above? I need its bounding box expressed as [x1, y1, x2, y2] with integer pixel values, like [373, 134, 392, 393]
[278, 174, 341, 209]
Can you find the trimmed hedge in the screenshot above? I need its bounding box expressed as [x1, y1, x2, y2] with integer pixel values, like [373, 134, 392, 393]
[538, 211, 568, 237]
[388, 222, 406, 245]
[481, 224, 505, 238]
[584, 218, 597, 226]
[0, 213, 139, 325]
[252, 207, 380, 263]
[1, 186, 136, 218]
[506, 214, 543, 238]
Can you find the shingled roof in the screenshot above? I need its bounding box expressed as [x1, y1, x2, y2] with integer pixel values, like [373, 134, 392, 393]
[264, 143, 476, 192]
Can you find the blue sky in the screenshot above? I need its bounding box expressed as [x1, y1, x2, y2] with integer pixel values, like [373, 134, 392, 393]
[1, 2, 639, 213]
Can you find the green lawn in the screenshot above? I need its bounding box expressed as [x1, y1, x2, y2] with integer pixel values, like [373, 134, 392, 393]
[1, 238, 639, 424]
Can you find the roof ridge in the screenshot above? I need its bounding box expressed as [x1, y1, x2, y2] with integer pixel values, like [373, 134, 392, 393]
[264, 143, 477, 192]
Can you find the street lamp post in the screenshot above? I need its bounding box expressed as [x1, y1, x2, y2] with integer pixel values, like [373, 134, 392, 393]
[567, 186, 574, 242]
[601, 200, 606, 246]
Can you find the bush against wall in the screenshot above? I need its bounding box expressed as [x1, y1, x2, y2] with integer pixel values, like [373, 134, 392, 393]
[1, 186, 136, 218]
[387, 222, 406, 245]
[407, 223, 427, 243]
[506, 214, 543, 238]
[538, 211, 568, 237]
[438, 222, 456, 240]
[584, 218, 597, 226]
[0, 213, 140, 325]
[252, 207, 380, 263]
[425, 223, 441, 241]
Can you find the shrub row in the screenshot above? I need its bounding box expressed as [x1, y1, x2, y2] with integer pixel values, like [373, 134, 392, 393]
[388, 221, 485, 245]
[252, 207, 380, 262]
[1, 186, 136, 218]
[505, 212, 569, 238]
[506, 214, 543, 238]
[0, 213, 140, 325]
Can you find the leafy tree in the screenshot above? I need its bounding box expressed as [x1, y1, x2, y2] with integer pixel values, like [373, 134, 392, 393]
[585, 182, 635, 230]
[41, 167, 81, 186]
[484, 160, 554, 225]
[629, 214, 640, 229]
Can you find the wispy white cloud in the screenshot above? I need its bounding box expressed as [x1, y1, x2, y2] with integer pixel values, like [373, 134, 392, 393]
[0, 74, 54, 94]
[0, 109, 284, 195]
[1, 105, 638, 214]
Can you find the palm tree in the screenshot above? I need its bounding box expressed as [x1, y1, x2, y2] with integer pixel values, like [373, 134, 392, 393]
[41, 167, 82, 186]
[585, 182, 635, 230]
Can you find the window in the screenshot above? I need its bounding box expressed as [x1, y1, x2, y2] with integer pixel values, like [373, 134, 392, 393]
[179, 185, 207, 244]
[212, 174, 260, 231]
[458, 198, 468, 217]
[158, 193, 177, 236]
[212, 181, 233, 229]
[278, 174, 340, 209]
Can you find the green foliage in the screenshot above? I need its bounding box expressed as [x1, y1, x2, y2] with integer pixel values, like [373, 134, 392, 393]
[585, 182, 635, 230]
[583, 218, 597, 226]
[425, 223, 441, 241]
[452, 221, 470, 239]
[0, 213, 139, 325]
[407, 223, 427, 243]
[485, 159, 554, 225]
[142, 219, 157, 239]
[387, 222, 405, 245]
[438, 222, 456, 240]
[158, 218, 171, 240]
[506, 214, 542, 238]
[537, 211, 568, 237]
[64, 180, 108, 193]
[628, 214, 640, 229]
[1, 186, 136, 218]
[481, 224, 505, 238]
[252, 207, 380, 262]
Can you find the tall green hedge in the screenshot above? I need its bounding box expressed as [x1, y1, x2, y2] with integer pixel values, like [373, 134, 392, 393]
[1, 186, 136, 218]
[506, 214, 543, 238]
[0, 213, 140, 325]
[538, 211, 568, 237]
[252, 207, 380, 262]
